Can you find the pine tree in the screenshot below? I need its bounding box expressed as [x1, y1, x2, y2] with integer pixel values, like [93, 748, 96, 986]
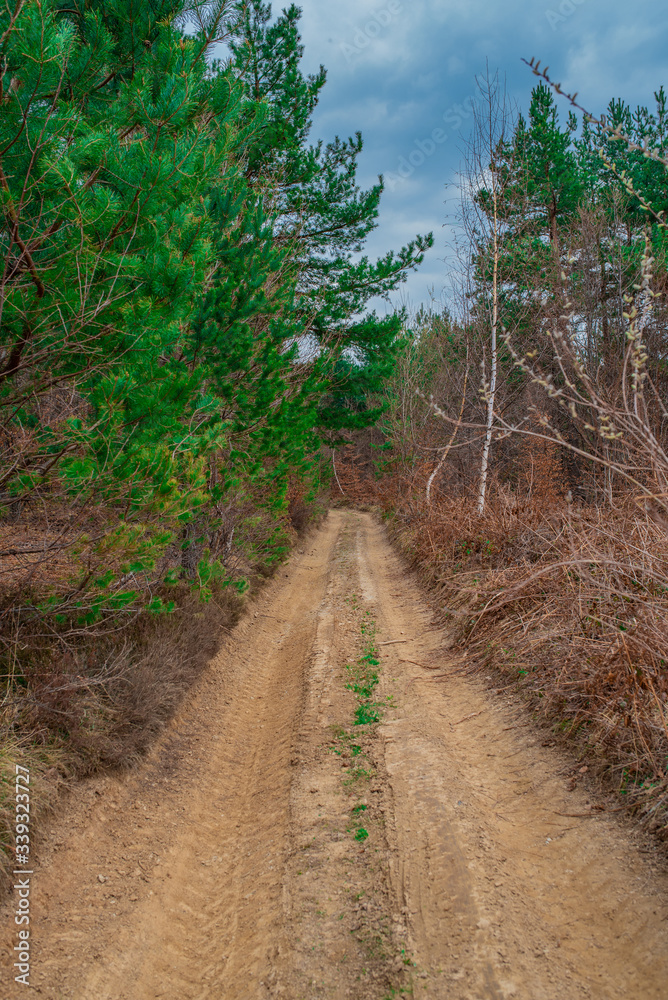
[513, 84, 582, 248]
[0, 0, 259, 615]
[229, 1, 433, 440]
[471, 82, 583, 354]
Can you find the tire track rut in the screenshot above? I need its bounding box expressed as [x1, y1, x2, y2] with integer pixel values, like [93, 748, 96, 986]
[2, 510, 668, 1000]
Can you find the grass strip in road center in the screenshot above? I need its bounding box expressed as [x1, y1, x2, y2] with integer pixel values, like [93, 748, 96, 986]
[346, 613, 383, 727]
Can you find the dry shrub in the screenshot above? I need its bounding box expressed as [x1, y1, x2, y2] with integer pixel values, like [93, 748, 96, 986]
[0, 730, 73, 894]
[331, 446, 379, 506]
[514, 431, 565, 507]
[287, 494, 310, 535]
[0, 583, 244, 887]
[286, 480, 323, 536]
[22, 586, 242, 767]
[384, 478, 668, 835]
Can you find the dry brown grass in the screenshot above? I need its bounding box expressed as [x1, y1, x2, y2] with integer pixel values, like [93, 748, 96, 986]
[382, 465, 668, 837]
[0, 485, 327, 889]
[0, 583, 244, 890]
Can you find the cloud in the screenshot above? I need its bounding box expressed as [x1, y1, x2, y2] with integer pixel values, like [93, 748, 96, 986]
[563, 20, 668, 109]
[294, 0, 665, 309]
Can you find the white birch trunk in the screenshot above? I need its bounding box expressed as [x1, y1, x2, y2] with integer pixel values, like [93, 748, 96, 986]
[476, 175, 499, 517]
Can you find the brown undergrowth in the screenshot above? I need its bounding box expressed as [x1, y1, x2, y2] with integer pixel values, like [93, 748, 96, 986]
[0, 587, 241, 891]
[381, 466, 668, 838]
[0, 487, 325, 890]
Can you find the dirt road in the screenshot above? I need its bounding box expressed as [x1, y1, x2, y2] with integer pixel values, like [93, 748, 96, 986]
[3, 510, 668, 999]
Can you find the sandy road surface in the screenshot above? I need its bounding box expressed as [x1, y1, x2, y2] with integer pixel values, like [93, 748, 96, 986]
[2, 510, 668, 999]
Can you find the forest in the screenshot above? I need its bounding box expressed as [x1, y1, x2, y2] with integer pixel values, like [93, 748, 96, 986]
[0, 0, 667, 883]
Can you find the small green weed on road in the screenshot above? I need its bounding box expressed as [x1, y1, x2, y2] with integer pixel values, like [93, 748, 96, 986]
[345, 614, 382, 728]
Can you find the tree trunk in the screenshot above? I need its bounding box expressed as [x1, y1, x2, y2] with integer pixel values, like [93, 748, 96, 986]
[476, 176, 499, 517]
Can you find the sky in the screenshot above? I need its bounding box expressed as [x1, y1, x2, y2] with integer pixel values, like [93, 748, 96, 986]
[286, 0, 668, 315]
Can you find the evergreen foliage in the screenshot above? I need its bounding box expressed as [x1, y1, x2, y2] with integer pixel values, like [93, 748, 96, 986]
[472, 82, 668, 386]
[0, 0, 431, 634]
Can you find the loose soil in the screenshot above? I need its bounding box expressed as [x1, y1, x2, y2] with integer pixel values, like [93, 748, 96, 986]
[2, 510, 668, 999]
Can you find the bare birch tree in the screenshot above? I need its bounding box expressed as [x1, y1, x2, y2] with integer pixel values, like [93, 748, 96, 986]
[457, 69, 517, 515]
